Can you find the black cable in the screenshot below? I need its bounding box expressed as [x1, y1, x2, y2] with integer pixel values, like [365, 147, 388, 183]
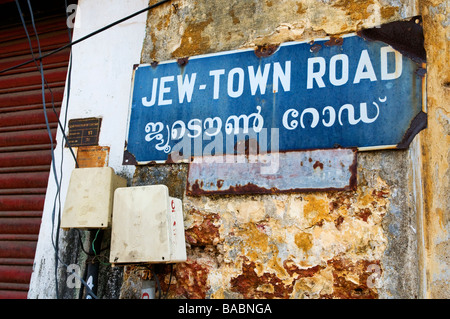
[0, 0, 173, 75]
[15, 0, 97, 299]
[23, 0, 64, 298]
[10, 1, 78, 167]
[75, 229, 93, 256]
[61, 0, 78, 168]
[16, 0, 59, 295]
[164, 264, 174, 299]
[75, 229, 109, 256]
[151, 267, 162, 299]
[12, 0, 173, 300]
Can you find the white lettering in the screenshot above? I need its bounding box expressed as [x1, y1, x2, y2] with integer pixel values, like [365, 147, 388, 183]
[282, 109, 299, 130]
[248, 64, 270, 95]
[281, 97, 386, 130]
[338, 104, 361, 125]
[360, 101, 380, 124]
[187, 118, 202, 138]
[203, 130, 223, 158]
[66, 264, 81, 289]
[322, 106, 336, 127]
[338, 101, 380, 125]
[158, 75, 174, 105]
[329, 54, 349, 86]
[307, 57, 326, 89]
[171, 120, 186, 140]
[210, 69, 225, 99]
[66, 4, 80, 29]
[222, 303, 272, 314]
[142, 78, 158, 107]
[300, 107, 320, 128]
[142, 45, 401, 107]
[145, 122, 170, 152]
[178, 303, 212, 316]
[259, 128, 279, 175]
[273, 61, 291, 93]
[225, 105, 263, 134]
[367, 264, 382, 289]
[353, 49, 377, 83]
[227, 67, 245, 98]
[381, 46, 402, 80]
[177, 73, 197, 103]
[204, 117, 222, 136]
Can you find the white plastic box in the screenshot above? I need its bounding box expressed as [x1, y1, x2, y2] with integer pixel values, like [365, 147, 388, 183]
[109, 185, 187, 264]
[61, 167, 127, 229]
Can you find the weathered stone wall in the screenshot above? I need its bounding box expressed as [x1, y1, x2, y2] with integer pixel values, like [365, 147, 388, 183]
[122, 151, 419, 299]
[418, 0, 450, 299]
[141, 0, 418, 63]
[115, 0, 436, 299]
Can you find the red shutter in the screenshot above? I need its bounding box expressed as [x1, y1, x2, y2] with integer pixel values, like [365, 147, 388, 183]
[0, 15, 71, 299]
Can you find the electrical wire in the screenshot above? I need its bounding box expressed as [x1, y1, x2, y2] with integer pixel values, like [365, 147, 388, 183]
[143, 264, 174, 299]
[1, 0, 173, 75]
[165, 264, 174, 298]
[16, 0, 61, 295]
[13, 0, 174, 299]
[10, 1, 78, 167]
[153, 268, 163, 299]
[91, 229, 111, 266]
[74, 228, 109, 256]
[14, 0, 96, 299]
[75, 229, 93, 256]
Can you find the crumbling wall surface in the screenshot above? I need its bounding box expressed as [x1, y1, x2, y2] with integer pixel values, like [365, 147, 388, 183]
[142, 0, 418, 63]
[419, 0, 450, 299]
[126, 153, 419, 299]
[118, 0, 430, 299]
[132, 149, 420, 298]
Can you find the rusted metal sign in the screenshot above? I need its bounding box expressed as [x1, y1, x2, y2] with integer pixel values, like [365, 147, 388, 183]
[67, 117, 101, 147]
[76, 146, 110, 168]
[124, 33, 425, 164]
[186, 148, 357, 195]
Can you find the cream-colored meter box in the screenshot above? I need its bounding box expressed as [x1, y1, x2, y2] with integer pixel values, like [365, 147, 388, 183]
[61, 167, 127, 229]
[109, 185, 187, 265]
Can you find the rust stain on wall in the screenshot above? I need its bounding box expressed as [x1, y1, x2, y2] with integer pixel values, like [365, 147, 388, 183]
[230, 258, 291, 298]
[323, 258, 381, 299]
[332, 0, 375, 21]
[184, 210, 221, 246]
[171, 15, 214, 58]
[174, 260, 211, 299]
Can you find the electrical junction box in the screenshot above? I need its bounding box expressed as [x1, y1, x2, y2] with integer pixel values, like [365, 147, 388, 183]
[61, 167, 127, 229]
[109, 185, 187, 265]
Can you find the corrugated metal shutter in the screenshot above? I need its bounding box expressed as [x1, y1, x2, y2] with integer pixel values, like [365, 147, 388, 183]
[0, 15, 70, 299]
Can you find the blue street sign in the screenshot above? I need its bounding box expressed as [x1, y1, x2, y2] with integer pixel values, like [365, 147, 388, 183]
[124, 34, 425, 164]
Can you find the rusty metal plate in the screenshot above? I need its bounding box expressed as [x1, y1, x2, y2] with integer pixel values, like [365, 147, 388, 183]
[76, 145, 110, 168]
[186, 148, 357, 196]
[66, 117, 101, 147]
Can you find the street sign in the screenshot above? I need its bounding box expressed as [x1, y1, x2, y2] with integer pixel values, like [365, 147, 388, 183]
[124, 33, 425, 164]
